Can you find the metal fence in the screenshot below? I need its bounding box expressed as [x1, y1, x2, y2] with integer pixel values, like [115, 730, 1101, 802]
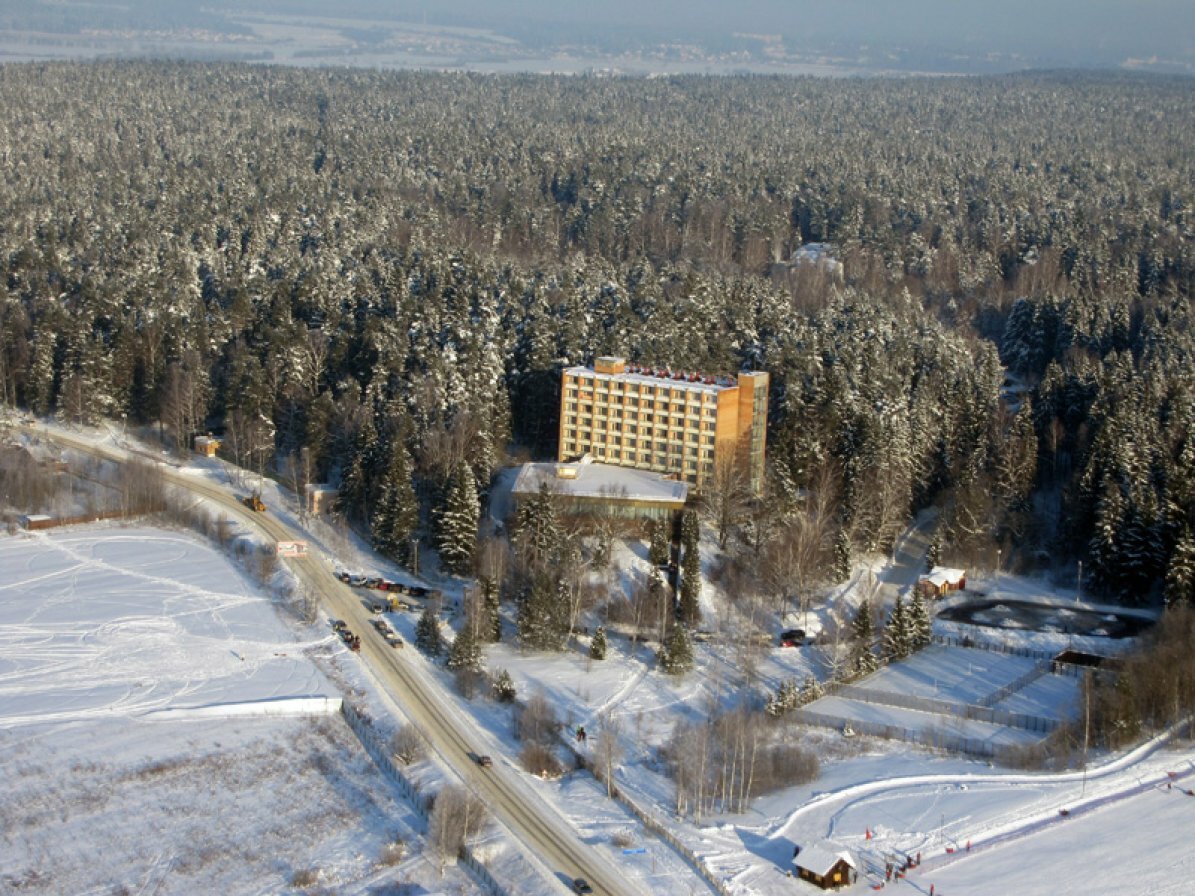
[932, 633, 1056, 662]
[341, 702, 511, 896]
[793, 707, 1007, 758]
[561, 739, 735, 896]
[831, 683, 1058, 734]
[978, 661, 1049, 707]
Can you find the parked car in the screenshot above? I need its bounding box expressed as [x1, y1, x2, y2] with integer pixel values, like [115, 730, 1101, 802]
[385, 633, 404, 648]
[330, 619, 348, 633]
[779, 628, 806, 647]
[572, 879, 593, 894]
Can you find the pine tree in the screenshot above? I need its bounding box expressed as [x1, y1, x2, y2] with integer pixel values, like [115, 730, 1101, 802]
[680, 509, 700, 554]
[659, 625, 694, 675]
[883, 595, 911, 660]
[678, 537, 702, 626]
[850, 598, 878, 676]
[802, 674, 823, 702]
[925, 533, 942, 573]
[766, 678, 801, 717]
[1164, 530, 1195, 607]
[437, 460, 479, 576]
[515, 481, 563, 570]
[480, 576, 502, 641]
[415, 605, 443, 656]
[648, 518, 670, 567]
[492, 668, 517, 703]
[516, 572, 570, 651]
[907, 591, 933, 651]
[833, 530, 851, 583]
[371, 441, 419, 564]
[590, 625, 608, 660]
[337, 412, 380, 524]
[447, 620, 484, 673]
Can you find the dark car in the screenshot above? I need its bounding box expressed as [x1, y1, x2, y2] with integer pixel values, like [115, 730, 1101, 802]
[779, 628, 806, 647]
[572, 879, 593, 894]
[477, 755, 493, 768]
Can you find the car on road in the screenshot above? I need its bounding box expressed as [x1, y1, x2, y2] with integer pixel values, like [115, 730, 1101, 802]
[330, 619, 347, 633]
[572, 879, 593, 894]
[385, 633, 404, 648]
[477, 755, 493, 768]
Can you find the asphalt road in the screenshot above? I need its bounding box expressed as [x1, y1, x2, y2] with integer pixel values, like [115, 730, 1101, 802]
[20, 422, 639, 896]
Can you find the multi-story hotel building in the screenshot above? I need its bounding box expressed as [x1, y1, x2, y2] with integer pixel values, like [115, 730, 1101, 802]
[558, 356, 769, 493]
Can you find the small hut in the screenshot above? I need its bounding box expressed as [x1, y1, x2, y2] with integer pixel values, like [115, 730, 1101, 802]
[305, 483, 339, 516]
[917, 566, 967, 599]
[193, 434, 220, 457]
[792, 844, 856, 890]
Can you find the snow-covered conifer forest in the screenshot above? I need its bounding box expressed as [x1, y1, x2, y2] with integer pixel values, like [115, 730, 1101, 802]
[0, 62, 1192, 603]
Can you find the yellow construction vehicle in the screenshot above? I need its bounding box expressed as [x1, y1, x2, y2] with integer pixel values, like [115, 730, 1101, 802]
[241, 491, 266, 512]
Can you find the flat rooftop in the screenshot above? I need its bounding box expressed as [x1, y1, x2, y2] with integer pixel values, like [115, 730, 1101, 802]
[512, 460, 689, 505]
[564, 363, 738, 395]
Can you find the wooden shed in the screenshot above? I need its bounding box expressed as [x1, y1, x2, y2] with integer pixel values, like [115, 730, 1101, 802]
[194, 434, 220, 457]
[917, 566, 967, 599]
[792, 844, 856, 890]
[305, 483, 339, 516]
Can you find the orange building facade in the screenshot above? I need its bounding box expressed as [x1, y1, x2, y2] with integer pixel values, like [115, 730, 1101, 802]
[558, 356, 769, 493]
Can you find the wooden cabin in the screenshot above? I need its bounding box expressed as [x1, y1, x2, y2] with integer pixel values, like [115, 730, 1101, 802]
[305, 483, 339, 516]
[917, 566, 967, 599]
[193, 434, 220, 457]
[792, 844, 856, 890]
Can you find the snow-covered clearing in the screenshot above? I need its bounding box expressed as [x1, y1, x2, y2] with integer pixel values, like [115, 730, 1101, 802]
[0, 526, 470, 895]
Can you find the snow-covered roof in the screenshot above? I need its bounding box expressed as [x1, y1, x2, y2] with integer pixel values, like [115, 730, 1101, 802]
[792, 242, 838, 264]
[564, 364, 737, 395]
[922, 566, 967, 587]
[793, 843, 855, 875]
[512, 461, 688, 505]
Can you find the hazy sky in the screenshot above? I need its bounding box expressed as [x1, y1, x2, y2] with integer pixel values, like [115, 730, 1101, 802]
[3, 0, 1193, 71]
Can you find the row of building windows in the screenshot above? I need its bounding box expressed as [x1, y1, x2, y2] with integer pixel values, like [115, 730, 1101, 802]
[562, 424, 714, 444]
[561, 439, 715, 460]
[564, 400, 716, 420]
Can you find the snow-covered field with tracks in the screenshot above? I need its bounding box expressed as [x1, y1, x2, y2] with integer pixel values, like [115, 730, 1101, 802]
[0, 526, 471, 895]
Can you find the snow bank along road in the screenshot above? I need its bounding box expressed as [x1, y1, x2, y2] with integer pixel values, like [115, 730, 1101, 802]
[23, 424, 638, 896]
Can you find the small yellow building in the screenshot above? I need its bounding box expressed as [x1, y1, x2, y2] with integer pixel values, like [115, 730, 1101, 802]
[193, 434, 220, 457]
[305, 483, 339, 516]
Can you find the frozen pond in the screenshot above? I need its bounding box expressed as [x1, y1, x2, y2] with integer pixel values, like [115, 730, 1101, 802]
[936, 598, 1155, 639]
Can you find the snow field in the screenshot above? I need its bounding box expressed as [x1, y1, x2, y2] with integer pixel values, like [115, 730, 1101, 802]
[0, 525, 472, 895]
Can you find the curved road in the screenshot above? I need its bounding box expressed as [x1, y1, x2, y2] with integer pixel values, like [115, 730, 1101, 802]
[21, 423, 639, 896]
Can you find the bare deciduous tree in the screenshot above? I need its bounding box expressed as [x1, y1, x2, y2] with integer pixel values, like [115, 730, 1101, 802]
[428, 784, 487, 872]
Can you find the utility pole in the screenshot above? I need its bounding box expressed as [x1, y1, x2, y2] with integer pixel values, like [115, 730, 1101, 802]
[1076, 560, 1083, 604]
[1081, 668, 1091, 797]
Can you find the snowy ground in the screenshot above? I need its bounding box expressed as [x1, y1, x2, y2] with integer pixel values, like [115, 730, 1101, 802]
[0, 525, 473, 895]
[6, 420, 1190, 896]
